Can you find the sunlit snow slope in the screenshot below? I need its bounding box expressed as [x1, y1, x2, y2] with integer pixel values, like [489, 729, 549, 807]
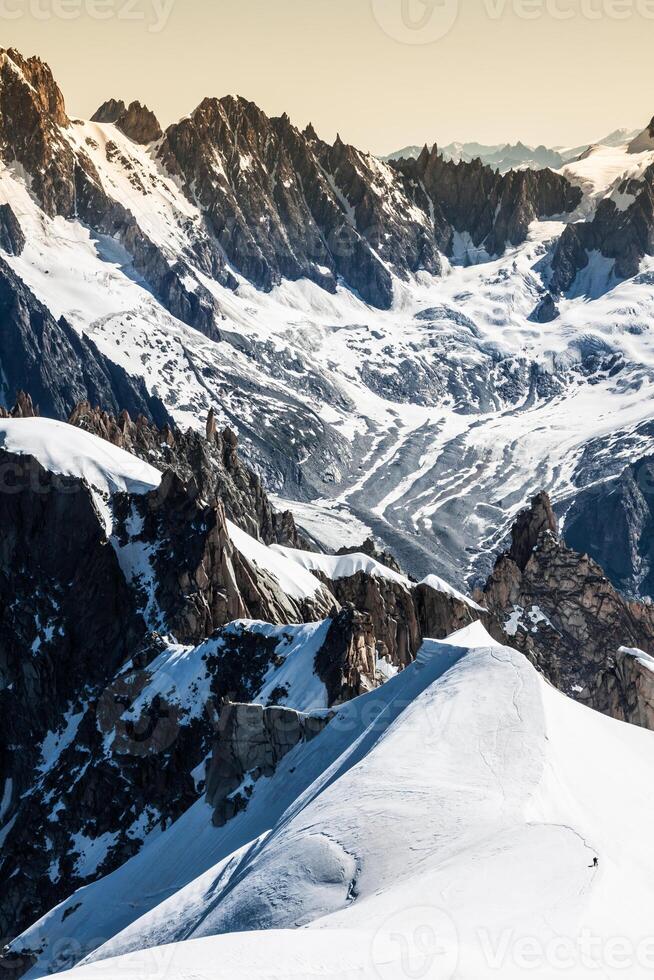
[11, 625, 654, 980]
[34, 623, 654, 980]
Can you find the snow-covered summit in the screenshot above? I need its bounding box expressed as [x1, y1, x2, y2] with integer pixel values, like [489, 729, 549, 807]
[0, 418, 162, 495]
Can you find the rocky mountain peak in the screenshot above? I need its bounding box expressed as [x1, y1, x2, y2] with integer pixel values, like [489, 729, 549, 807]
[91, 98, 127, 123]
[0, 48, 68, 127]
[116, 100, 163, 144]
[0, 390, 38, 418]
[0, 48, 74, 216]
[479, 494, 654, 730]
[508, 491, 558, 570]
[415, 143, 433, 167]
[92, 98, 162, 143]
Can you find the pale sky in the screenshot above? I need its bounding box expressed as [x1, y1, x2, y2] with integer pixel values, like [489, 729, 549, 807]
[3, 0, 652, 154]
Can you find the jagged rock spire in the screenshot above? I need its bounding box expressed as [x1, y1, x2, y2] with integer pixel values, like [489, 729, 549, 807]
[92, 98, 162, 144]
[0, 390, 38, 419]
[206, 407, 218, 443]
[91, 98, 126, 124]
[509, 491, 558, 571]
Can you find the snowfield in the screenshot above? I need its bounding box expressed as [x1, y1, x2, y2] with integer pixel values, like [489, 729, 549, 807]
[11, 624, 654, 980]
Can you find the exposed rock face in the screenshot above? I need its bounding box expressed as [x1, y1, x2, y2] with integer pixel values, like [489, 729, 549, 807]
[508, 491, 558, 571]
[551, 165, 654, 293]
[308, 561, 498, 681]
[398, 145, 582, 259]
[0, 203, 24, 255]
[590, 647, 654, 728]
[314, 604, 378, 705]
[0, 49, 73, 217]
[206, 702, 331, 826]
[0, 450, 147, 941]
[68, 401, 304, 549]
[0, 432, 328, 948]
[323, 572, 420, 669]
[479, 492, 654, 728]
[0, 49, 229, 338]
[0, 47, 584, 323]
[160, 97, 393, 307]
[563, 457, 654, 601]
[91, 98, 126, 124]
[0, 260, 170, 423]
[413, 581, 497, 643]
[529, 291, 559, 323]
[115, 476, 331, 645]
[93, 99, 162, 144]
[0, 390, 38, 418]
[157, 97, 580, 308]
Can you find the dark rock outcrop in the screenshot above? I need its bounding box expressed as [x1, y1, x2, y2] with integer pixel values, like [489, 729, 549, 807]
[0, 450, 147, 940]
[68, 402, 304, 549]
[91, 98, 126, 124]
[508, 491, 558, 571]
[0, 48, 73, 217]
[337, 537, 403, 574]
[93, 99, 162, 143]
[478, 492, 654, 728]
[116, 476, 332, 645]
[309, 559, 498, 679]
[529, 291, 559, 323]
[399, 145, 582, 259]
[551, 164, 654, 293]
[0, 259, 170, 423]
[206, 701, 331, 826]
[0, 390, 38, 418]
[590, 646, 654, 729]
[627, 118, 654, 154]
[331, 572, 420, 669]
[0, 203, 24, 255]
[413, 580, 497, 643]
[315, 604, 378, 705]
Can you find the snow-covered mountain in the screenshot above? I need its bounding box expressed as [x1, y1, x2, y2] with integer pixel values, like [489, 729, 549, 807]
[383, 128, 641, 173]
[12, 623, 654, 980]
[2, 47, 654, 978]
[1, 406, 653, 980]
[1, 49, 654, 598]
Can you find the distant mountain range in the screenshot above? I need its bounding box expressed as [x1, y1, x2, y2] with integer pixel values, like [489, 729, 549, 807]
[382, 128, 641, 173]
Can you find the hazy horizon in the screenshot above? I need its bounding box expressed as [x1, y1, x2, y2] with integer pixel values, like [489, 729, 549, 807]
[2, 0, 652, 155]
